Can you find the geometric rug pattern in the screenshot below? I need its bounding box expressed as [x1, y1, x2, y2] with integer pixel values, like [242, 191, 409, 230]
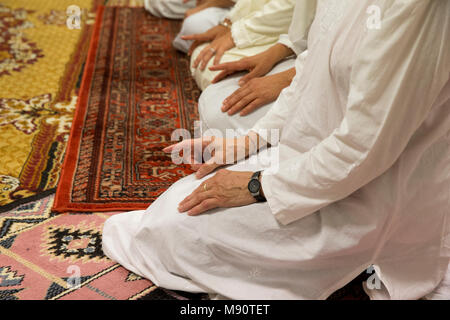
[53, 6, 200, 212]
[0, 195, 206, 300]
[1, 0, 371, 300]
[0, 0, 100, 212]
[0, 193, 372, 300]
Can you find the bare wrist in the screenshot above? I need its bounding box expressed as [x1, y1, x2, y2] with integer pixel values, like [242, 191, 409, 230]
[257, 44, 293, 71]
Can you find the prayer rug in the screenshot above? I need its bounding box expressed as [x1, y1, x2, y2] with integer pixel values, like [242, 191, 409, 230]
[0, 194, 206, 300]
[0, 0, 101, 212]
[53, 6, 200, 212]
[0, 194, 368, 300]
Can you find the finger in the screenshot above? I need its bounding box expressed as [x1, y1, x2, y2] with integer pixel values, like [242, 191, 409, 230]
[181, 33, 210, 42]
[200, 48, 215, 71]
[191, 163, 202, 171]
[195, 162, 220, 179]
[209, 60, 248, 72]
[240, 98, 265, 116]
[227, 93, 257, 116]
[163, 141, 190, 165]
[164, 138, 209, 165]
[213, 48, 225, 66]
[193, 47, 208, 68]
[164, 137, 198, 152]
[188, 198, 220, 216]
[211, 70, 233, 83]
[179, 190, 215, 213]
[238, 69, 260, 86]
[179, 180, 209, 206]
[163, 143, 178, 153]
[222, 87, 250, 112]
[188, 40, 204, 57]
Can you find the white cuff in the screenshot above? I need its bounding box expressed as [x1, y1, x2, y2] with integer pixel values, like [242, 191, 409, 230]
[230, 19, 252, 49]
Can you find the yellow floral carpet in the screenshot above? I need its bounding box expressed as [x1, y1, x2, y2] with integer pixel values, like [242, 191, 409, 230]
[0, 0, 102, 211]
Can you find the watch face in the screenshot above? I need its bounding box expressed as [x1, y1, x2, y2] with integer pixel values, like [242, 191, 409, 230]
[248, 179, 260, 194]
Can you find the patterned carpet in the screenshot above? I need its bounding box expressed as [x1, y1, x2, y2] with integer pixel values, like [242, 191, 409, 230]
[53, 6, 200, 212]
[0, 192, 369, 300]
[0, 0, 101, 213]
[0, 0, 206, 300]
[0, 195, 206, 299]
[0, 1, 370, 300]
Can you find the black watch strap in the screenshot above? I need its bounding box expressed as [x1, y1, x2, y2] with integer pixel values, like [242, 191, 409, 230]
[249, 171, 266, 202]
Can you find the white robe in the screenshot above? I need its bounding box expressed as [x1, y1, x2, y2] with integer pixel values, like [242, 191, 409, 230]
[173, 7, 231, 53]
[144, 0, 196, 19]
[190, 0, 296, 90]
[198, 57, 296, 135]
[198, 0, 317, 134]
[103, 0, 450, 299]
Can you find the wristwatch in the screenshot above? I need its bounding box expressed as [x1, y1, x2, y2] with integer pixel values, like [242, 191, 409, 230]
[248, 171, 267, 202]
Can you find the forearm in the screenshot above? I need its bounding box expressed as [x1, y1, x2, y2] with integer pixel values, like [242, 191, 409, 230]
[268, 43, 295, 62]
[255, 43, 294, 72]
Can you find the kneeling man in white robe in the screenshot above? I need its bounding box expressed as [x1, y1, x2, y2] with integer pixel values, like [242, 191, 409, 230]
[103, 0, 450, 300]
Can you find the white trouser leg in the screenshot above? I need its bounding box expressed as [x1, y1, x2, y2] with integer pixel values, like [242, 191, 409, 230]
[144, 0, 196, 19]
[173, 7, 230, 53]
[102, 147, 375, 300]
[199, 58, 296, 134]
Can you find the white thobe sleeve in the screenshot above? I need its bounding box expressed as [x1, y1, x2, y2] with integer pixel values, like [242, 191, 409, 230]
[261, 0, 450, 225]
[277, 0, 317, 55]
[229, 0, 296, 49]
[251, 49, 308, 142]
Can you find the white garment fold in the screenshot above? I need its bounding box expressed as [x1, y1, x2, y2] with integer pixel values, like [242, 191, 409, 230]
[173, 7, 230, 53]
[103, 0, 450, 300]
[190, 0, 299, 89]
[199, 58, 295, 134]
[276, 0, 316, 55]
[228, 0, 296, 48]
[197, 0, 316, 132]
[144, 0, 195, 19]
